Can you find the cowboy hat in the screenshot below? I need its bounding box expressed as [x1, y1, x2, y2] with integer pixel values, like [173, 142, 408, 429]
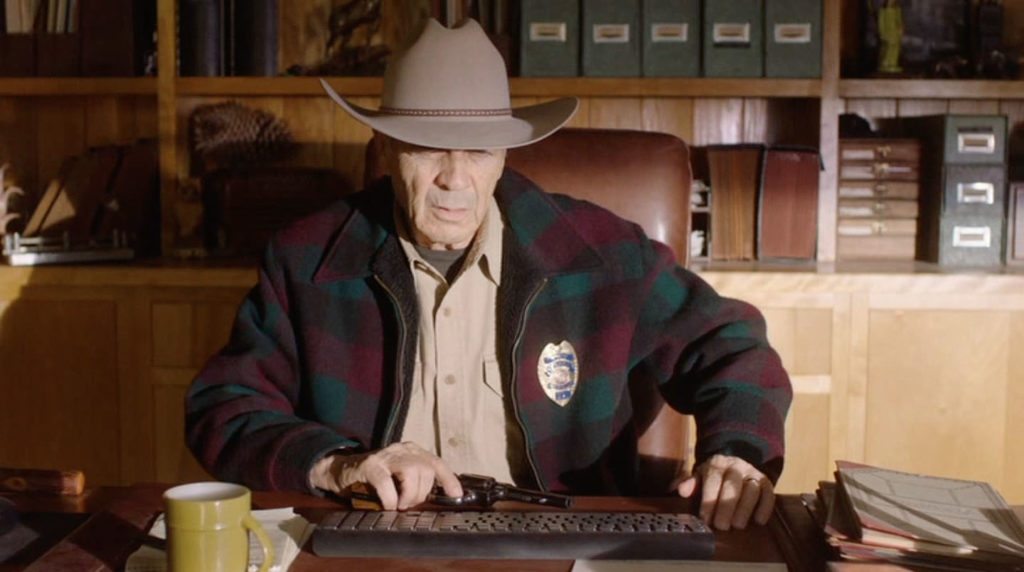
[320, 18, 578, 150]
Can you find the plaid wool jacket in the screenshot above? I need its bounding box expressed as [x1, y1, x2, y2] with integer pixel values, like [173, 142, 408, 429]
[186, 169, 792, 495]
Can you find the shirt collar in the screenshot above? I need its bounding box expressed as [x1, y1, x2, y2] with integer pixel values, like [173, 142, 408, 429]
[395, 197, 503, 286]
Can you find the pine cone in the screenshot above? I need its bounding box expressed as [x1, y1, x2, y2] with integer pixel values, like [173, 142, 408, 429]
[189, 101, 296, 167]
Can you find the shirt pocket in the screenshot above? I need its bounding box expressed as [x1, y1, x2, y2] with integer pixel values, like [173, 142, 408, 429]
[482, 358, 504, 398]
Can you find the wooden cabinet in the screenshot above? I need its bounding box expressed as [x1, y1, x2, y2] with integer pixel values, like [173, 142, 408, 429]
[3, 266, 1022, 503]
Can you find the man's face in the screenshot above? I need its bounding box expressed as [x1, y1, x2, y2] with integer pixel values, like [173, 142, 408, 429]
[381, 135, 506, 250]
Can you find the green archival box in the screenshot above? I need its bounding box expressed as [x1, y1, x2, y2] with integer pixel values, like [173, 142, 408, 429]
[581, 0, 641, 77]
[519, 0, 580, 77]
[702, 0, 763, 78]
[642, 0, 700, 77]
[764, 0, 822, 78]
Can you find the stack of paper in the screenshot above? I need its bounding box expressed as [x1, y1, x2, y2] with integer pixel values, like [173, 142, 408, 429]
[124, 508, 314, 572]
[805, 461, 1024, 571]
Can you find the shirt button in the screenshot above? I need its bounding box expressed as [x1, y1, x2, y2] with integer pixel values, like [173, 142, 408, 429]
[444, 374, 456, 385]
[447, 437, 460, 448]
[442, 307, 452, 317]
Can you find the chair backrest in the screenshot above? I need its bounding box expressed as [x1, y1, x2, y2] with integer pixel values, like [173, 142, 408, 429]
[365, 127, 693, 493]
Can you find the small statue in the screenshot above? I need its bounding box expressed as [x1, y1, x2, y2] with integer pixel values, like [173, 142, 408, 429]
[877, 0, 904, 74]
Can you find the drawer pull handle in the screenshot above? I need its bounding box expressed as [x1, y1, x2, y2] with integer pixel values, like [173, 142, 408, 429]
[593, 24, 630, 43]
[529, 22, 567, 42]
[713, 23, 750, 45]
[957, 132, 996, 154]
[956, 182, 994, 204]
[651, 23, 688, 43]
[952, 226, 991, 248]
[773, 23, 811, 44]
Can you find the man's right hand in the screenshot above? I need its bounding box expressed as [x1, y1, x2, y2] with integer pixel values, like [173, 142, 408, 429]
[310, 441, 463, 510]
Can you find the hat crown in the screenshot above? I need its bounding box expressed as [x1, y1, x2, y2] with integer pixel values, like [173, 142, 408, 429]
[382, 19, 511, 114]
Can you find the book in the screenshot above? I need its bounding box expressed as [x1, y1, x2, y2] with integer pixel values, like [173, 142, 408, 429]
[518, 0, 579, 77]
[80, 0, 156, 76]
[706, 144, 763, 261]
[641, 0, 700, 77]
[581, 0, 641, 77]
[124, 507, 314, 572]
[178, 0, 224, 76]
[829, 460, 1024, 566]
[230, 0, 278, 76]
[757, 146, 819, 260]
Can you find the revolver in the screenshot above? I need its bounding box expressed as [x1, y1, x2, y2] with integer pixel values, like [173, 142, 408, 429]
[429, 473, 573, 509]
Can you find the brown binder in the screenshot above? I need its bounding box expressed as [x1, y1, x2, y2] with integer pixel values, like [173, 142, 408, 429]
[201, 167, 352, 257]
[707, 144, 763, 261]
[35, 33, 81, 76]
[0, 34, 36, 76]
[94, 139, 160, 255]
[758, 146, 820, 260]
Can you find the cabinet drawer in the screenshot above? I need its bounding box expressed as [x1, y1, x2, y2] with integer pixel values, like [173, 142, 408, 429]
[837, 218, 917, 237]
[840, 139, 919, 163]
[941, 165, 1005, 216]
[838, 200, 918, 219]
[940, 115, 1007, 165]
[839, 161, 918, 181]
[927, 215, 1006, 266]
[838, 180, 918, 200]
[836, 235, 916, 260]
[1010, 183, 1024, 264]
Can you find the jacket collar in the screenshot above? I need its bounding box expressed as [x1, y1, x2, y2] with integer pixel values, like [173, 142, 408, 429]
[312, 169, 603, 284]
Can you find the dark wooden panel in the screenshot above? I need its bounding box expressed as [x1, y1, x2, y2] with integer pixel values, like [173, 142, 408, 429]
[0, 297, 121, 486]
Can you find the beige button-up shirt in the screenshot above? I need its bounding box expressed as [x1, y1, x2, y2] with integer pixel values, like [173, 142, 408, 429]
[397, 198, 517, 484]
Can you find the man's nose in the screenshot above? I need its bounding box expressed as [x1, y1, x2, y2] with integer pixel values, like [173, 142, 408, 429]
[435, 151, 471, 190]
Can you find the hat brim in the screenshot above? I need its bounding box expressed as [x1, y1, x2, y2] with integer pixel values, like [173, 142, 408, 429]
[320, 78, 578, 150]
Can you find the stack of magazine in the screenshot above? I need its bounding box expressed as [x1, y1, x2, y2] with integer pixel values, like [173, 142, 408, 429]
[806, 461, 1024, 571]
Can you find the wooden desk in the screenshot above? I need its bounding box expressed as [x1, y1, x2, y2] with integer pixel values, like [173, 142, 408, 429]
[2, 485, 828, 571]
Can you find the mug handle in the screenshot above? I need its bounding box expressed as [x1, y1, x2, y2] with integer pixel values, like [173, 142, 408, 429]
[242, 514, 275, 572]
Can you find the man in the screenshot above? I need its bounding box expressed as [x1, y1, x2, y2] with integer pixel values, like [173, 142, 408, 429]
[186, 19, 792, 531]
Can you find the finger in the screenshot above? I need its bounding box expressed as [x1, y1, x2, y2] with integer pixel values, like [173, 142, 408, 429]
[676, 476, 698, 499]
[431, 458, 463, 498]
[711, 471, 744, 531]
[395, 470, 425, 510]
[730, 477, 763, 529]
[367, 469, 399, 510]
[753, 481, 776, 525]
[699, 466, 724, 525]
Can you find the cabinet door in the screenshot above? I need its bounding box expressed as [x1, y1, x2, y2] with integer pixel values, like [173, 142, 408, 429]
[0, 289, 122, 486]
[149, 288, 249, 484]
[863, 290, 1024, 503]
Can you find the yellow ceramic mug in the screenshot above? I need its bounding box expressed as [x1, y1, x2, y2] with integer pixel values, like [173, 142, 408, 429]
[164, 482, 274, 572]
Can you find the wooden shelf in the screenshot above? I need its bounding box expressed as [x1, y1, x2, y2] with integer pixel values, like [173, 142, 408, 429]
[177, 76, 382, 96]
[175, 76, 822, 98]
[840, 79, 1024, 99]
[0, 77, 157, 95]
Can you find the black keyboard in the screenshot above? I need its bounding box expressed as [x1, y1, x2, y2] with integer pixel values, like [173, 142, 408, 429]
[312, 510, 715, 560]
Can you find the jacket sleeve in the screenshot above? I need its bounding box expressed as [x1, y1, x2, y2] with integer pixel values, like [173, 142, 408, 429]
[185, 242, 355, 493]
[631, 240, 793, 484]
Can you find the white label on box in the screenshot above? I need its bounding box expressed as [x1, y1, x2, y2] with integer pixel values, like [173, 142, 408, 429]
[952, 226, 991, 248]
[957, 182, 995, 204]
[593, 24, 630, 43]
[651, 23, 688, 43]
[529, 22, 567, 42]
[773, 23, 811, 43]
[841, 149, 875, 161]
[712, 23, 750, 45]
[957, 132, 996, 154]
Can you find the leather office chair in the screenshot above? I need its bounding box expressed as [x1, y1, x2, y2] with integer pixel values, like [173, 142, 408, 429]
[365, 127, 693, 493]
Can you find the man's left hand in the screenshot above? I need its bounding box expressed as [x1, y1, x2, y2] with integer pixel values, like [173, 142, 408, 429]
[676, 454, 774, 531]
